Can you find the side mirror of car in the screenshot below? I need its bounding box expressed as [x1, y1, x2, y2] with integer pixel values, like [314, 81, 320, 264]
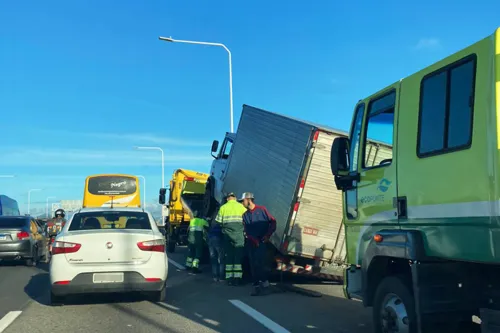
[330, 137, 359, 191]
[159, 188, 167, 205]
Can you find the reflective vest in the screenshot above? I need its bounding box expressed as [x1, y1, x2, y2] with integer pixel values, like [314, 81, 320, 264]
[188, 217, 208, 244]
[215, 200, 247, 247]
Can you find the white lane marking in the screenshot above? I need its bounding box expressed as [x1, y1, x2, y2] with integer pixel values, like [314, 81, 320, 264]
[168, 258, 185, 270]
[229, 300, 290, 333]
[0, 311, 22, 332]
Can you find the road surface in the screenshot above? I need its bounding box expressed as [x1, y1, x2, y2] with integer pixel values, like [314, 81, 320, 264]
[0, 247, 374, 333]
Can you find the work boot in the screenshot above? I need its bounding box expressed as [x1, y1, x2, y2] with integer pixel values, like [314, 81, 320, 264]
[259, 281, 272, 295]
[251, 284, 261, 296]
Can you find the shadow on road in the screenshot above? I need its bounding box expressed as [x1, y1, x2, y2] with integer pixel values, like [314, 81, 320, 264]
[24, 272, 157, 306]
[24, 272, 50, 304]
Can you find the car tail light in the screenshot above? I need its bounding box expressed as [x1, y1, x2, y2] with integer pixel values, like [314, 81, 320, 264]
[145, 278, 162, 282]
[137, 239, 165, 252]
[53, 280, 71, 285]
[17, 231, 30, 240]
[52, 241, 81, 255]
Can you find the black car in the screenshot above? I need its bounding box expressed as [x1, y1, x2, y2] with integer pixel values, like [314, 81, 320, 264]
[0, 216, 48, 266]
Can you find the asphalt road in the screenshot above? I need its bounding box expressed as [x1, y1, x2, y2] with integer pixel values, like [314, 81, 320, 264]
[0, 246, 375, 333]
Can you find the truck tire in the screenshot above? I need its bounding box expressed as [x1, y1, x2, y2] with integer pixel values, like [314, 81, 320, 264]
[373, 275, 417, 333]
[203, 179, 216, 217]
[166, 232, 176, 253]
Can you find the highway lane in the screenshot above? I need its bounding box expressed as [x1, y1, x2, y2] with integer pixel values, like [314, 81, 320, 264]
[0, 245, 376, 333]
[0, 253, 270, 333]
[0, 261, 48, 319]
[0, 247, 476, 333]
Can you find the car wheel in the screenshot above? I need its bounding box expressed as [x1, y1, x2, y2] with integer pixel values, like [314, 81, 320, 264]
[149, 287, 166, 303]
[49, 291, 64, 306]
[373, 275, 417, 333]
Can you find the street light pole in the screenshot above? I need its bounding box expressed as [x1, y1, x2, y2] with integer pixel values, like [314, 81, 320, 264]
[134, 146, 165, 224]
[159, 36, 234, 133]
[27, 189, 42, 215]
[133, 147, 165, 188]
[46, 196, 56, 218]
[136, 175, 146, 208]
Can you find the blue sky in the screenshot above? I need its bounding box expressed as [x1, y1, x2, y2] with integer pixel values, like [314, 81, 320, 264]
[1, 0, 499, 213]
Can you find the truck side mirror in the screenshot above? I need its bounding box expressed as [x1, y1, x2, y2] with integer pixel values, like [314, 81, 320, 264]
[330, 137, 350, 176]
[330, 137, 359, 191]
[211, 140, 219, 158]
[159, 188, 167, 205]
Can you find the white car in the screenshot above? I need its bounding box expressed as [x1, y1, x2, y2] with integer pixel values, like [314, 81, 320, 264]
[49, 207, 168, 305]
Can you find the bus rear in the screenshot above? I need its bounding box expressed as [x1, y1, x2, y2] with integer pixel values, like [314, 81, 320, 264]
[83, 174, 141, 208]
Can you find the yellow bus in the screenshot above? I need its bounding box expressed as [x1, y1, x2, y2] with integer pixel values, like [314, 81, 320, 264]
[83, 174, 141, 208]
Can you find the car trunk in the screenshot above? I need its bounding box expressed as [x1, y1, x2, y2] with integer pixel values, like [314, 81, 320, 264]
[62, 229, 155, 265]
[0, 228, 28, 242]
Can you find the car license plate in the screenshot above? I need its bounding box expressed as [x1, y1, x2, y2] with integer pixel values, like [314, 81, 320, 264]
[0, 235, 6, 241]
[92, 273, 124, 284]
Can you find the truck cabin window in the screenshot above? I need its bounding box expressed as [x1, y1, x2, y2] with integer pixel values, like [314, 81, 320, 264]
[220, 140, 233, 159]
[418, 57, 475, 156]
[363, 91, 395, 168]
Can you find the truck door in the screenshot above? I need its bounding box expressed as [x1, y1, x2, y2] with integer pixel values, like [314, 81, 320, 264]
[344, 86, 400, 266]
[212, 137, 233, 199]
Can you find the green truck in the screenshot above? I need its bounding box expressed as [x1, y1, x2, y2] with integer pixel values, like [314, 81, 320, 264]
[330, 28, 500, 332]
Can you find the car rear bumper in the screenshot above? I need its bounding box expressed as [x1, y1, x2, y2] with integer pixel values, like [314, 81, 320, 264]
[0, 240, 32, 259]
[51, 271, 165, 296]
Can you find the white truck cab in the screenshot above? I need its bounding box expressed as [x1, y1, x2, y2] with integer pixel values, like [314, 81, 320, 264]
[204, 132, 236, 217]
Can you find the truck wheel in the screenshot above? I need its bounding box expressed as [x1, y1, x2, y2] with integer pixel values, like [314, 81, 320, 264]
[166, 232, 176, 253]
[373, 275, 417, 333]
[167, 240, 176, 253]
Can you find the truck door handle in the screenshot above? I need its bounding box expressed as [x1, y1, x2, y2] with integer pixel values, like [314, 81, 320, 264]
[394, 196, 408, 219]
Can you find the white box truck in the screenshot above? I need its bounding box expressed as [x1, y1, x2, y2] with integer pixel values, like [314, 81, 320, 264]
[203, 104, 391, 278]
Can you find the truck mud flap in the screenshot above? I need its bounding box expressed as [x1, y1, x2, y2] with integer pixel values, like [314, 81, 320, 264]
[481, 309, 500, 333]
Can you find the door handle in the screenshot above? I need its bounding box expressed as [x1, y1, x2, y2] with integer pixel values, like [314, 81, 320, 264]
[394, 196, 408, 219]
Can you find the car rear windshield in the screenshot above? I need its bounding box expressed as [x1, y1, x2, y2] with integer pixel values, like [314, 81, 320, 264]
[68, 211, 152, 231]
[0, 217, 27, 228]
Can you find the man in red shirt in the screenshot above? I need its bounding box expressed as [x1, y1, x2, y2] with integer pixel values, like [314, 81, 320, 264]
[240, 192, 276, 296]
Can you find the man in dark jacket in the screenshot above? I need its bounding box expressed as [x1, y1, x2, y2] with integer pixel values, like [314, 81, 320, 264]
[208, 216, 224, 282]
[240, 192, 277, 296]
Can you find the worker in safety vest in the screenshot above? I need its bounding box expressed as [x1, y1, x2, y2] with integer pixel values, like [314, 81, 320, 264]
[215, 192, 247, 285]
[184, 204, 209, 273]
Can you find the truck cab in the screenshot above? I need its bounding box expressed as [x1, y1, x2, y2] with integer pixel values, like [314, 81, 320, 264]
[204, 132, 236, 217]
[330, 29, 500, 332]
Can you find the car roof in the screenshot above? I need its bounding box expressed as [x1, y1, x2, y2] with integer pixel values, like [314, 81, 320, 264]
[76, 207, 146, 213]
